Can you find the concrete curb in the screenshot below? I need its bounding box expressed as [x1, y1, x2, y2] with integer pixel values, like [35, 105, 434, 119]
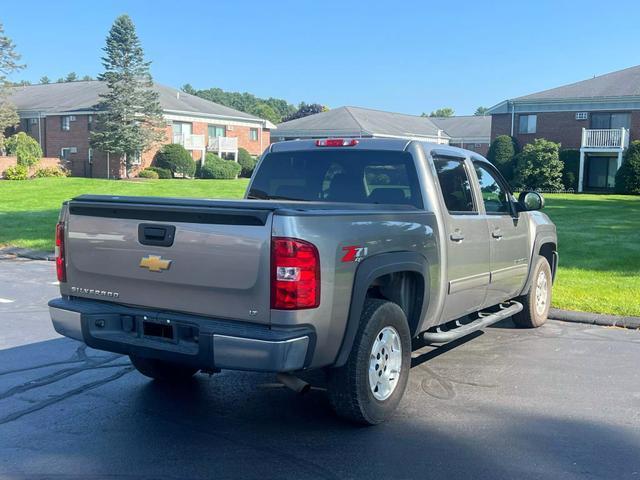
[549, 308, 640, 330]
[0, 247, 55, 261]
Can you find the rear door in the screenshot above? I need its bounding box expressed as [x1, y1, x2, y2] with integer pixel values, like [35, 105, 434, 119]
[432, 154, 491, 321]
[471, 160, 529, 306]
[64, 198, 274, 324]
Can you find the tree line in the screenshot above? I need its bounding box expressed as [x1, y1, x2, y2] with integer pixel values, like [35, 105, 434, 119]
[180, 84, 326, 125]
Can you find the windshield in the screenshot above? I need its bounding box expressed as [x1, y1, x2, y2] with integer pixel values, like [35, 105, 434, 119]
[248, 150, 423, 208]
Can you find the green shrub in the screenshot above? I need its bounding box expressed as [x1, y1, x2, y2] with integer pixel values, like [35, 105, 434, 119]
[3, 164, 29, 180]
[200, 153, 241, 179]
[237, 148, 257, 177]
[559, 149, 580, 191]
[33, 166, 68, 178]
[5, 132, 43, 167]
[615, 140, 640, 194]
[138, 169, 159, 179]
[146, 166, 172, 179]
[514, 138, 564, 190]
[154, 144, 196, 177]
[487, 135, 517, 182]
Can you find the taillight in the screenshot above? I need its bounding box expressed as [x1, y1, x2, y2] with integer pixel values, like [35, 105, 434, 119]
[271, 237, 320, 310]
[315, 138, 359, 147]
[55, 222, 66, 282]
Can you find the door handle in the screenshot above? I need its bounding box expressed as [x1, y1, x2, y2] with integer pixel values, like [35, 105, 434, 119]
[450, 231, 465, 242]
[492, 229, 503, 239]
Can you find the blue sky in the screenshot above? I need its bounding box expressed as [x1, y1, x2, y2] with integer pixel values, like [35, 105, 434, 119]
[2, 0, 640, 116]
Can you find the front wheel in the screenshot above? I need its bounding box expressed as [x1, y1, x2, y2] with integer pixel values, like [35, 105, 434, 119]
[513, 256, 552, 328]
[129, 355, 198, 382]
[327, 299, 411, 425]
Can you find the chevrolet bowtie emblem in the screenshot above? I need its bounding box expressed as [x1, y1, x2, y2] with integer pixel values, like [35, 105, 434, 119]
[139, 255, 172, 272]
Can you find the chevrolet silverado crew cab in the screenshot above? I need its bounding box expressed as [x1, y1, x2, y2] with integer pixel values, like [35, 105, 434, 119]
[49, 138, 557, 425]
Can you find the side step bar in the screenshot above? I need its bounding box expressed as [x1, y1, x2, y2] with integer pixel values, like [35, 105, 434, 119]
[422, 301, 523, 344]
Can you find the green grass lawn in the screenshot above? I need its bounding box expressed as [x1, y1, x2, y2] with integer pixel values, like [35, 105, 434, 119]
[0, 177, 248, 251]
[0, 179, 638, 316]
[543, 194, 640, 317]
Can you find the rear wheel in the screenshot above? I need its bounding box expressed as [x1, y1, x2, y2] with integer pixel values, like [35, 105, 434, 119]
[513, 256, 552, 328]
[129, 355, 198, 382]
[327, 299, 411, 425]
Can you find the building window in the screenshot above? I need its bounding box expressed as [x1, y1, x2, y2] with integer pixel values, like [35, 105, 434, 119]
[88, 148, 93, 164]
[518, 114, 537, 134]
[61, 116, 75, 131]
[575, 112, 588, 120]
[130, 152, 142, 165]
[172, 122, 192, 143]
[60, 147, 76, 160]
[208, 125, 226, 138]
[249, 128, 259, 141]
[88, 115, 94, 130]
[590, 112, 630, 130]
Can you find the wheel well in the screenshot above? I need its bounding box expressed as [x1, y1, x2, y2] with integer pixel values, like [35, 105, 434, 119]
[366, 271, 424, 337]
[539, 242, 557, 277]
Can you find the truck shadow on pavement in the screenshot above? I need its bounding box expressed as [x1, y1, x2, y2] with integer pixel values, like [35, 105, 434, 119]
[0, 331, 639, 479]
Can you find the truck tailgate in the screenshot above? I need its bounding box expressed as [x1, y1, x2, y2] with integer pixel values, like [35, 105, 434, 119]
[63, 198, 273, 324]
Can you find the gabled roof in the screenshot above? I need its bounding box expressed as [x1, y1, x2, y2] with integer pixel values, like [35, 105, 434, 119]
[274, 106, 449, 140]
[487, 65, 640, 114]
[7, 80, 273, 126]
[429, 115, 491, 141]
[516, 65, 640, 101]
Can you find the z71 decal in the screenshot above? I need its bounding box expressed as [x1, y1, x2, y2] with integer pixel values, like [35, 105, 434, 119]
[341, 245, 368, 263]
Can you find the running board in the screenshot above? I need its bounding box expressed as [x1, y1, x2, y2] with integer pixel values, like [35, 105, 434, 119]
[422, 301, 523, 344]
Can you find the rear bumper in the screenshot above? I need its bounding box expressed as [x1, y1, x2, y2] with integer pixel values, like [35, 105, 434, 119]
[49, 297, 314, 373]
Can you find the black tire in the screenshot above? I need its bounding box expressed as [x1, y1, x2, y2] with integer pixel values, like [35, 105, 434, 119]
[327, 299, 411, 425]
[129, 355, 198, 382]
[513, 256, 552, 328]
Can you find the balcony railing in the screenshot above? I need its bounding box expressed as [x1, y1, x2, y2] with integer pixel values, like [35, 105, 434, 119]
[172, 133, 206, 150]
[581, 128, 629, 149]
[208, 136, 238, 153]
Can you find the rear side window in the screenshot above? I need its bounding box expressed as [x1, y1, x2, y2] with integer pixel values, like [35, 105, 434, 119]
[248, 150, 423, 208]
[432, 156, 476, 214]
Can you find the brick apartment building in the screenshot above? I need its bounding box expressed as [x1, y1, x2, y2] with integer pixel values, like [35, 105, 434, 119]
[6, 81, 274, 178]
[488, 65, 640, 192]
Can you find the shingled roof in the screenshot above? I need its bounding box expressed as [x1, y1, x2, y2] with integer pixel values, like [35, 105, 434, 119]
[515, 65, 640, 101]
[274, 106, 448, 141]
[7, 80, 273, 126]
[429, 115, 491, 141]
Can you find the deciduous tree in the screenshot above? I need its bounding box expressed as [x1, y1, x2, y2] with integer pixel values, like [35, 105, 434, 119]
[424, 107, 455, 118]
[514, 138, 564, 190]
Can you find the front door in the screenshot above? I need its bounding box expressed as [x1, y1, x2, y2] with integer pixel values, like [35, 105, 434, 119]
[432, 155, 491, 321]
[472, 161, 529, 307]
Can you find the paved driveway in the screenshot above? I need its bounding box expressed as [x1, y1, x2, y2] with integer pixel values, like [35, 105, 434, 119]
[1, 257, 639, 479]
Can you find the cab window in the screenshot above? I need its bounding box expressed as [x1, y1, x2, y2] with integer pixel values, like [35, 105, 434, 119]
[432, 156, 476, 214]
[473, 162, 512, 214]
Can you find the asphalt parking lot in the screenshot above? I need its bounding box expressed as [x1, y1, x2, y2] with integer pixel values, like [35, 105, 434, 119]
[0, 256, 639, 480]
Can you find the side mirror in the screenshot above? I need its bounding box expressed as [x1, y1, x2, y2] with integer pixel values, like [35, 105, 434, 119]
[517, 191, 545, 211]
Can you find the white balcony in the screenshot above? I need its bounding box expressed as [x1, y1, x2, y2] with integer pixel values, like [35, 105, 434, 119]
[581, 128, 629, 150]
[208, 136, 238, 154]
[172, 133, 206, 150]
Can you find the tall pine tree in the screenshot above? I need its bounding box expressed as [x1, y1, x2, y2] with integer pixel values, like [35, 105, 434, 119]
[0, 23, 24, 151]
[90, 15, 164, 177]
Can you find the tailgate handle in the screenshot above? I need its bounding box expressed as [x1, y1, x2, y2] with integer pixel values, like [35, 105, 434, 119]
[138, 224, 176, 247]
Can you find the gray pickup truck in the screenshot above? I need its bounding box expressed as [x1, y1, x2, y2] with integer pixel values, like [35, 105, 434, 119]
[49, 138, 557, 424]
